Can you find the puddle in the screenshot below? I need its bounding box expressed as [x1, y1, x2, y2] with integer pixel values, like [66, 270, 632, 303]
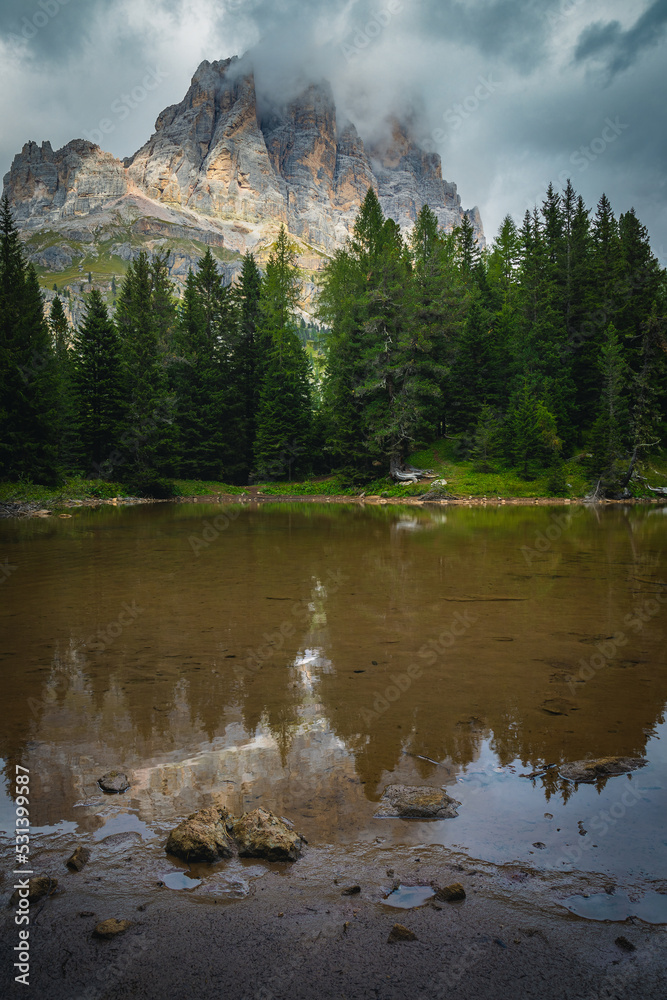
[94, 813, 154, 841]
[563, 891, 667, 924]
[382, 884, 435, 909]
[162, 870, 202, 891]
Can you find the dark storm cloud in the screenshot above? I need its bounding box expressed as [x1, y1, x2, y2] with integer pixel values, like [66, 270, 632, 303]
[0, 0, 666, 261]
[574, 0, 667, 78]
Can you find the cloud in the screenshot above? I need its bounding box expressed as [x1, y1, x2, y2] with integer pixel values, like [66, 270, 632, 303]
[574, 0, 667, 78]
[1, 0, 666, 263]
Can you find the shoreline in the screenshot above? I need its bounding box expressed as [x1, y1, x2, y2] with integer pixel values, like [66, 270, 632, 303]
[2, 492, 667, 519]
[2, 840, 665, 999]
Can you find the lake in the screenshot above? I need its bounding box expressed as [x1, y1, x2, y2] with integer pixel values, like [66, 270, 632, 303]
[1, 501, 666, 899]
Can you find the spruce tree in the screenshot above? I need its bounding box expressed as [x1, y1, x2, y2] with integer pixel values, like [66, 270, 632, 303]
[254, 226, 312, 480]
[49, 295, 76, 469]
[589, 324, 630, 487]
[234, 252, 263, 477]
[115, 252, 172, 477]
[0, 194, 59, 483]
[70, 290, 125, 477]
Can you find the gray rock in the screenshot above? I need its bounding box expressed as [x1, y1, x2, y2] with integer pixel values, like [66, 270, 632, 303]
[98, 771, 130, 793]
[232, 807, 306, 862]
[376, 784, 460, 819]
[165, 807, 233, 862]
[558, 757, 647, 783]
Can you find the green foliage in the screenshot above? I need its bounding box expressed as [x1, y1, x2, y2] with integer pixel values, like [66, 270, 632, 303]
[254, 226, 312, 480]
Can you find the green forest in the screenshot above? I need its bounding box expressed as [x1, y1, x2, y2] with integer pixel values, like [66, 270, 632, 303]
[0, 182, 665, 499]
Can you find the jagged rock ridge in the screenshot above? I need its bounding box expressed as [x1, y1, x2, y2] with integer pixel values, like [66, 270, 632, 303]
[4, 56, 483, 260]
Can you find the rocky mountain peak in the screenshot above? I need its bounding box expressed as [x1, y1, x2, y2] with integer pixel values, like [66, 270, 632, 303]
[2, 54, 483, 301]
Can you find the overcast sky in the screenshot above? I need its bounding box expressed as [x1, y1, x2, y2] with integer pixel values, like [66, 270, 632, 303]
[1, 0, 666, 262]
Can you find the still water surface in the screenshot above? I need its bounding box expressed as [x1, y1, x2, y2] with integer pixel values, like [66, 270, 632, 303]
[1, 502, 665, 895]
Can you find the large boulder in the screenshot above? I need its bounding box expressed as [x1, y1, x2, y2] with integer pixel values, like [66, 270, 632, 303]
[232, 807, 305, 862]
[376, 785, 460, 819]
[558, 757, 647, 783]
[165, 807, 233, 862]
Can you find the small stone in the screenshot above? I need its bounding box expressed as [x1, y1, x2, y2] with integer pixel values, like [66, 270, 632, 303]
[341, 885, 361, 896]
[78, 911, 95, 918]
[66, 846, 91, 871]
[615, 936, 636, 952]
[387, 923, 417, 943]
[434, 882, 466, 902]
[532, 842, 546, 850]
[386, 868, 395, 877]
[93, 918, 133, 939]
[98, 771, 130, 793]
[10, 875, 57, 906]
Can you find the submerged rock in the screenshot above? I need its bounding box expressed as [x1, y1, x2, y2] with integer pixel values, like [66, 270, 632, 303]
[558, 757, 647, 783]
[434, 882, 466, 902]
[10, 875, 58, 906]
[232, 807, 306, 862]
[93, 918, 134, 939]
[376, 785, 460, 819]
[98, 771, 130, 793]
[387, 923, 417, 943]
[166, 807, 233, 862]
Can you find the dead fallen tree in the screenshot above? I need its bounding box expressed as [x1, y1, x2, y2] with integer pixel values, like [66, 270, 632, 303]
[390, 459, 436, 483]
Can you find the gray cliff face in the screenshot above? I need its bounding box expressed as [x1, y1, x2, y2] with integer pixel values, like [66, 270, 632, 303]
[3, 56, 484, 261]
[5, 139, 128, 225]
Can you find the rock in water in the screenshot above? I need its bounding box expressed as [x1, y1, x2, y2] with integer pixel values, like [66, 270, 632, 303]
[66, 846, 91, 871]
[93, 919, 134, 939]
[166, 808, 233, 862]
[558, 757, 647, 783]
[10, 875, 57, 906]
[232, 808, 305, 862]
[376, 785, 460, 819]
[434, 883, 466, 902]
[387, 923, 417, 943]
[98, 771, 130, 793]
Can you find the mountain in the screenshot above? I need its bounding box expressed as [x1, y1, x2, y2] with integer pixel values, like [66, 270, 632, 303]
[3, 55, 483, 320]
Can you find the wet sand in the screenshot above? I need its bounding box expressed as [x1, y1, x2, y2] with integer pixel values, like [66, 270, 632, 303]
[2, 844, 666, 1000]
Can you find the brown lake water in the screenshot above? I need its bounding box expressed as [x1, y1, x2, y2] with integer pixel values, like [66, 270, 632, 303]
[1, 501, 666, 906]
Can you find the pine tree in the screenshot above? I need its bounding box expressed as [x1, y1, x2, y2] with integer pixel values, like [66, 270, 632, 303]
[115, 251, 173, 476]
[589, 324, 630, 486]
[254, 226, 312, 480]
[234, 252, 263, 477]
[0, 194, 59, 483]
[49, 295, 76, 468]
[70, 290, 125, 476]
